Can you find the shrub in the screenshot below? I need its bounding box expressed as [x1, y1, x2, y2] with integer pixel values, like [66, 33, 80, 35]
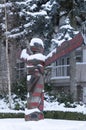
[57, 92, 76, 108]
[44, 111, 86, 120]
[12, 77, 27, 100]
[44, 83, 52, 92]
[0, 111, 86, 120]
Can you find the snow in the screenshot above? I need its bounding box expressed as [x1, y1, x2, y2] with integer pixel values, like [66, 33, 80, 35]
[0, 3, 12, 8]
[0, 97, 86, 129]
[42, 0, 57, 12]
[27, 53, 46, 61]
[16, 1, 27, 5]
[20, 37, 46, 61]
[44, 100, 86, 114]
[30, 38, 44, 48]
[25, 108, 40, 115]
[26, 10, 47, 16]
[51, 18, 79, 50]
[51, 76, 70, 80]
[20, 49, 30, 60]
[0, 118, 86, 130]
[0, 1, 85, 129]
[8, 30, 26, 38]
[21, 51, 46, 61]
[0, 100, 86, 130]
[46, 48, 56, 59]
[24, 22, 32, 28]
[20, 48, 46, 61]
[27, 75, 31, 81]
[0, 98, 86, 115]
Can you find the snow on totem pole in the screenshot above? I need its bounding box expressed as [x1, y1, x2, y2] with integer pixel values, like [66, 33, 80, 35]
[21, 38, 46, 121]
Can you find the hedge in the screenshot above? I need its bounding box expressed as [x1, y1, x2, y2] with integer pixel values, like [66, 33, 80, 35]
[0, 113, 24, 118]
[44, 111, 86, 120]
[0, 111, 86, 120]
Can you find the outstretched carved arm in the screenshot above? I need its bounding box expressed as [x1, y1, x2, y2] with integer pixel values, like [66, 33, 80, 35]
[45, 33, 84, 66]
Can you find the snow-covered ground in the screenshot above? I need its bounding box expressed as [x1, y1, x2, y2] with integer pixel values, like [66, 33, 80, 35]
[0, 118, 86, 130]
[0, 98, 86, 114]
[0, 98, 86, 130]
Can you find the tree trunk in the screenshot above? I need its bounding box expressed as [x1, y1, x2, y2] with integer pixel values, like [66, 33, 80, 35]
[4, 0, 11, 108]
[70, 51, 77, 101]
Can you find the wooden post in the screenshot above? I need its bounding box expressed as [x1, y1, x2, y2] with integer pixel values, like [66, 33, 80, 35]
[4, 0, 11, 108]
[70, 51, 77, 101]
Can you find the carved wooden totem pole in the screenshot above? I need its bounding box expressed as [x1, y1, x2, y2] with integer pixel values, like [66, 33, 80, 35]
[20, 33, 83, 121]
[21, 38, 46, 121]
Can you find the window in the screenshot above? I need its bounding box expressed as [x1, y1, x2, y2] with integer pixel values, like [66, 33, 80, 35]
[61, 57, 70, 76]
[67, 57, 70, 76]
[16, 61, 26, 80]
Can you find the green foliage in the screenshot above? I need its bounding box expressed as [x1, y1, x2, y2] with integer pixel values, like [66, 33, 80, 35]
[44, 84, 57, 102]
[44, 111, 86, 120]
[0, 113, 24, 118]
[56, 92, 77, 108]
[14, 102, 22, 110]
[44, 83, 76, 107]
[44, 84, 76, 107]
[13, 98, 26, 110]
[44, 92, 57, 103]
[0, 111, 86, 120]
[12, 77, 27, 100]
[44, 111, 54, 119]
[44, 83, 52, 92]
[59, 0, 73, 11]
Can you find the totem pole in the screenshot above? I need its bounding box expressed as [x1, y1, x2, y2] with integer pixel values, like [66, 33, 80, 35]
[20, 33, 83, 121]
[21, 38, 46, 121]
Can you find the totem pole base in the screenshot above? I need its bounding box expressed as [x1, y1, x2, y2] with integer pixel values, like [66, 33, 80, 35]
[25, 112, 44, 121]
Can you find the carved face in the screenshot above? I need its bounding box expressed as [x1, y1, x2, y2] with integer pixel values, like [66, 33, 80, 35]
[30, 38, 44, 53]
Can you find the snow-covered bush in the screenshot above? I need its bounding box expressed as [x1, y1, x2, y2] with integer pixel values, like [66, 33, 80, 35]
[12, 77, 27, 100]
